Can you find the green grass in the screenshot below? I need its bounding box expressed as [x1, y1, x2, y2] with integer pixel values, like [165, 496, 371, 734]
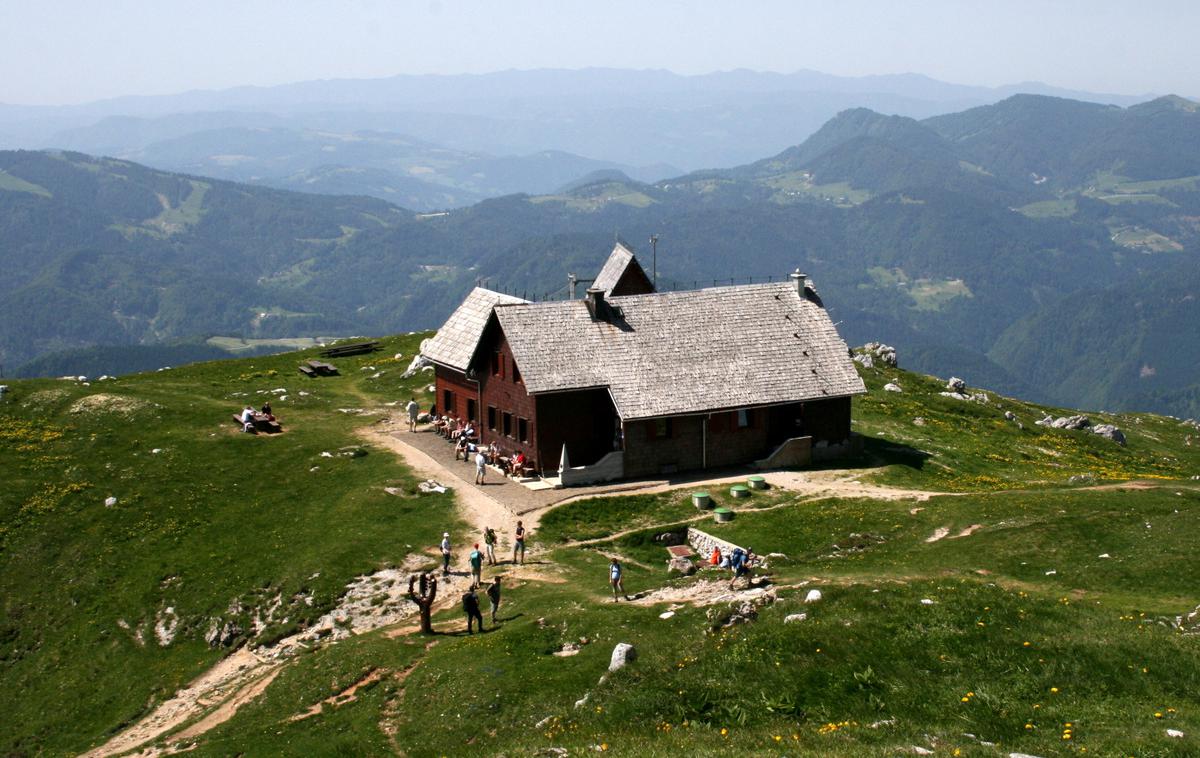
[4, 339, 1200, 755]
[763, 172, 872, 206]
[0, 168, 52, 197]
[1016, 198, 1077, 218]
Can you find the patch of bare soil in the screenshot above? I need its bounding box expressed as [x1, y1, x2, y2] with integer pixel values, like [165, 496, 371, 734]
[290, 667, 387, 722]
[952, 524, 984, 538]
[626, 577, 780, 608]
[69, 393, 153, 417]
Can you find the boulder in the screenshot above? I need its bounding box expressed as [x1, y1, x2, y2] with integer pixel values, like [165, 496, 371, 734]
[784, 612, 808, 624]
[854, 342, 898, 367]
[1004, 411, 1017, 421]
[804, 589, 823, 603]
[608, 642, 637, 671]
[883, 382, 903, 393]
[667, 557, 696, 576]
[104, 496, 117, 507]
[401, 354, 431, 378]
[947, 377, 966, 393]
[1092, 424, 1127, 445]
[1051, 415, 1091, 430]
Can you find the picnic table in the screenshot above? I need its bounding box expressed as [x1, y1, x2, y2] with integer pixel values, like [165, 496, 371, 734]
[319, 341, 379, 358]
[299, 359, 339, 377]
[232, 412, 282, 434]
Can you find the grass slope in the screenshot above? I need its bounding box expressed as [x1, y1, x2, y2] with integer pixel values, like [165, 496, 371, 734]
[2, 339, 1200, 756]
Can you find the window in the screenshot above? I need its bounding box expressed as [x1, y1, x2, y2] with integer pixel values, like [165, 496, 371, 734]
[512, 360, 522, 384]
[487, 406, 497, 431]
[737, 409, 752, 428]
[502, 412, 512, 437]
[518, 417, 529, 443]
[490, 351, 504, 378]
[466, 398, 477, 422]
[647, 418, 673, 440]
[442, 389, 454, 416]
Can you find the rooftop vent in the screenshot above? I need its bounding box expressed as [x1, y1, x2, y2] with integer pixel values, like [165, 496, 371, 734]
[585, 287, 606, 321]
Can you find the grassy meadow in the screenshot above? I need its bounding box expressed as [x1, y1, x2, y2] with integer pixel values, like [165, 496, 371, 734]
[2, 338, 1200, 756]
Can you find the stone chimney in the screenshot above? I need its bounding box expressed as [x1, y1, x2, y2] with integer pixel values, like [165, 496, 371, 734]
[789, 268, 807, 296]
[585, 287, 606, 320]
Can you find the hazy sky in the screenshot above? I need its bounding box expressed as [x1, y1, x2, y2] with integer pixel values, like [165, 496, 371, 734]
[2, 0, 1196, 105]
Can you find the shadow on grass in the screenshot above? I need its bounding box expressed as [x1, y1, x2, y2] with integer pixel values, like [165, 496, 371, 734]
[804, 435, 931, 475]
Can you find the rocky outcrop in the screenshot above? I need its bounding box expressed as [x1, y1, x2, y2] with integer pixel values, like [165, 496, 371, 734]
[1092, 424, 1127, 446]
[853, 342, 898, 369]
[608, 642, 637, 671]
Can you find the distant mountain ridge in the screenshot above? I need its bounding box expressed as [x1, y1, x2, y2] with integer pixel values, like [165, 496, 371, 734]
[3, 92, 1199, 416]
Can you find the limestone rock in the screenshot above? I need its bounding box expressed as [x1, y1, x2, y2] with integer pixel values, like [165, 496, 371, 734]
[401, 354, 432, 378]
[667, 556, 696, 576]
[784, 612, 808, 624]
[883, 382, 903, 393]
[104, 496, 118, 507]
[947, 376, 966, 393]
[854, 342, 898, 368]
[608, 642, 637, 671]
[804, 589, 823, 603]
[1092, 423, 1127, 445]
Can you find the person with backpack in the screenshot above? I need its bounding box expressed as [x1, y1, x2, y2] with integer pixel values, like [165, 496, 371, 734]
[469, 543, 484, 586]
[609, 557, 626, 602]
[483, 526, 497, 565]
[462, 585, 484, 634]
[729, 546, 751, 587]
[486, 576, 502, 623]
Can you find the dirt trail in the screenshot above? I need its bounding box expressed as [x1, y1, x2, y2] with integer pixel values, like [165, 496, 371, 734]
[80, 649, 272, 758]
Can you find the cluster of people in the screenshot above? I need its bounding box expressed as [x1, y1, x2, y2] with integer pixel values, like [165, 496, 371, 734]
[708, 544, 756, 587]
[440, 521, 528, 633]
[238, 402, 277, 433]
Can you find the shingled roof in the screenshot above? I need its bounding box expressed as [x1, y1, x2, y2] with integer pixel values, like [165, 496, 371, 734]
[422, 287, 527, 371]
[493, 281, 865, 420]
[592, 242, 654, 297]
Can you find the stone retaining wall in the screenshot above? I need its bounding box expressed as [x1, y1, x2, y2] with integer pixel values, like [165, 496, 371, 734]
[687, 527, 745, 561]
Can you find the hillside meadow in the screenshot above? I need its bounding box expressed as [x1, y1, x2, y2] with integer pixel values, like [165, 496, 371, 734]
[2, 336, 1199, 755]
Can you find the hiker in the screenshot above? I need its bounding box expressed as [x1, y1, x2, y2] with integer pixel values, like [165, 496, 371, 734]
[469, 543, 484, 586]
[729, 546, 751, 587]
[609, 557, 626, 601]
[462, 585, 484, 634]
[709, 546, 722, 566]
[512, 520, 526, 564]
[260, 400, 273, 419]
[440, 532, 452, 575]
[475, 449, 487, 485]
[240, 405, 256, 433]
[483, 526, 498, 564]
[405, 397, 419, 432]
[486, 576, 502, 623]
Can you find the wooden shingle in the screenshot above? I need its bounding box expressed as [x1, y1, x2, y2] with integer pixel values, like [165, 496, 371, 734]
[421, 288, 527, 371]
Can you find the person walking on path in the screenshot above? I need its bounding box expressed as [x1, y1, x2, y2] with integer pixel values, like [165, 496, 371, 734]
[474, 449, 487, 485]
[469, 543, 484, 586]
[512, 520, 526, 565]
[486, 576, 502, 623]
[483, 526, 497, 565]
[440, 532, 452, 576]
[405, 397, 420, 432]
[609, 557, 626, 602]
[462, 585, 484, 634]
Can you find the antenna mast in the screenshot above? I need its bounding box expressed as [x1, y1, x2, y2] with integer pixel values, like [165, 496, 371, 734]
[649, 234, 659, 287]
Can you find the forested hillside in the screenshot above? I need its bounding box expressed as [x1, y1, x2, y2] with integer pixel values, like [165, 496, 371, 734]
[2, 93, 1199, 415]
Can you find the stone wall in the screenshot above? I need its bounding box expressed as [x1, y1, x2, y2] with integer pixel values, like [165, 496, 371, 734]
[755, 436, 813, 469]
[687, 527, 746, 562]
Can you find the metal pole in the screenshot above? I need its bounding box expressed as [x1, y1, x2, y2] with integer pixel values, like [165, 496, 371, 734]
[650, 234, 658, 288]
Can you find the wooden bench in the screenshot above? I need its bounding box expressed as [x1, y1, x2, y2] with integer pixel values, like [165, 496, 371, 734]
[298, 364, 317, 377]
[320, 341, 379, 358]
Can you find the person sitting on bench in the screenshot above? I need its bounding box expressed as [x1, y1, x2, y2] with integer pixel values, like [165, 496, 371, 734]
[240, 405, 256, 433]
[508, 450, 527, 477]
